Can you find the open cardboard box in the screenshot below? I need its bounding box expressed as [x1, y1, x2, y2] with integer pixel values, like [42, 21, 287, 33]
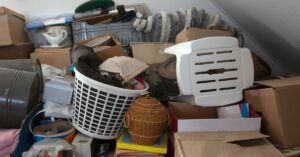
[244, 76, 300, 147]
[174, 131, 284, 157]
[30, 48, 71, 74]
[79, 33, 126, 61]
[169, 101, 261, 133]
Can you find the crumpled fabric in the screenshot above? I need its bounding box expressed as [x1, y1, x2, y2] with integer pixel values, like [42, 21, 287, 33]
[0, 129, 19, 155]
[71, 45, 124, 88]
[22, 138, 72, 157]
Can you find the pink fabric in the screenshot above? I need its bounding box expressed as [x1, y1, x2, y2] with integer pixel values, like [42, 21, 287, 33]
[0, 129, 19, 155]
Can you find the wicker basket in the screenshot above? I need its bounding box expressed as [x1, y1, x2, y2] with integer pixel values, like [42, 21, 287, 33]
[124, 96, 168, 145]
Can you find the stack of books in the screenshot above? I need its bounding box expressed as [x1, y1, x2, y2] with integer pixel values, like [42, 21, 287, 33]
[116, 130, 168, 157]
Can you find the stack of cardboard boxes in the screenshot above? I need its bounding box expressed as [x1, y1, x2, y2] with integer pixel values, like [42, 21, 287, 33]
[166, 28, 300, 157]
[0, 7, 71, 75]
[0, 7, 34, 59]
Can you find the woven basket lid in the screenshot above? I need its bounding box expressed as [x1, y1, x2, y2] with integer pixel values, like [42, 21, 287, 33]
[134, 96, 162, 110]
[158, 56, 176, 80]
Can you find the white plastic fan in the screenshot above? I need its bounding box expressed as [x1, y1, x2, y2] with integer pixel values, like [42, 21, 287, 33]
[164, 37, 254, 107]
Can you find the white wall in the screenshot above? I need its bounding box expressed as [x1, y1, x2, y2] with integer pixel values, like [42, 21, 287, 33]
[212, 0, 300, 74]
[0, 0, 222, 21]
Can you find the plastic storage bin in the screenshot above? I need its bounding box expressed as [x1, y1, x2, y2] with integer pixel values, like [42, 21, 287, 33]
[164, 37, 254, 107]
[72, 68, 148, 139]
[0, 68, 40, 128]
[27, 26, 73, 48]
[72, 21, 143, 45]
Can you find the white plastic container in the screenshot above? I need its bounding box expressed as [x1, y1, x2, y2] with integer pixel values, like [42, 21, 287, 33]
[164, 37, 254, 107]
[72, 68, 148, 139]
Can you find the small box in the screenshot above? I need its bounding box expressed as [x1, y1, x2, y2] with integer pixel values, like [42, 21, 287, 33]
[175, 28, 231, 44]
[0, 43, 34, 59]
[30, 48, 71, 74]
[72, 133, 95, 157]
[169, 101, 261, 133]
[244, 76, 300, 147]
[43, 78, 73, 105]
[0, 7, 29, 46]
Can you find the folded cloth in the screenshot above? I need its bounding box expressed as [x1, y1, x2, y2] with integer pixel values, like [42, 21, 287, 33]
[99, 56, 149, 83]
[0, 129, 19, 155]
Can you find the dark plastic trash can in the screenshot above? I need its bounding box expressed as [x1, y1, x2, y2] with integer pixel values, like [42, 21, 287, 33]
[0, 68, 40, 128]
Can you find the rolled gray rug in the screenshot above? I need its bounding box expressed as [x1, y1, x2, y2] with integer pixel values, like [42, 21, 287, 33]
[176, 9, 186, 33]
[152, 13, 162, 42]
[196, 8, 205, 28]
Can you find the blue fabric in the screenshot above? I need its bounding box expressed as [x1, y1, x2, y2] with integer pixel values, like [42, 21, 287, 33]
[11, 104, 43, 157]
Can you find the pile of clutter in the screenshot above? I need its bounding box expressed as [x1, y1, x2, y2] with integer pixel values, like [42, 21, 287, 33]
[0, 1, 299, 157]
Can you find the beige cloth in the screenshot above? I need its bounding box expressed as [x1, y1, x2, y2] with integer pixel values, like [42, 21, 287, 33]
[99, 56, 148, 83]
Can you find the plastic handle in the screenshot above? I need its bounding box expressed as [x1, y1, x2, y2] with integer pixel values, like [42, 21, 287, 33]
[124, 112, 130, 128]
[60, 30, 68, 42]
[29, 109, 47, 135]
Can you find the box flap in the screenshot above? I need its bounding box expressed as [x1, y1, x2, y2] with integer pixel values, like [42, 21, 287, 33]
[79, 33, 121, 47]
[0, 7, 25, 20]
[175, 131, 267, 143]
[175, 132, 283, 157]
[131, 42, 174, 64]
[255, 76, 300, 88]
[179, 140, 283, 157]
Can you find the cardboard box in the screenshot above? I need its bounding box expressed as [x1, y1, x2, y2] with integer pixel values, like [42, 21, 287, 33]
[244, 76, 300, 147]
[30, 48, 71, 74]
[169, 101, 261, 133]
[115, 149, 164, 157]
[72, 133, 95, 157]
[175, 28, 231, 44]
[0, 7, 29, 46]
[0, 43, 34, 59]
[131, 42, 174, 65]
[174, 131, 284, 157]
[79, 33, 125, 61]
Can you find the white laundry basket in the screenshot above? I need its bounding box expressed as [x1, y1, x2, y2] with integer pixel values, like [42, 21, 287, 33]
[164, 37, 254, 107]
[72, 68, 149, 139]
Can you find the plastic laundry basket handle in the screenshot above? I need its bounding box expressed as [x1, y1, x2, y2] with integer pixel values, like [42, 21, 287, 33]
[124, 112, 130, 128]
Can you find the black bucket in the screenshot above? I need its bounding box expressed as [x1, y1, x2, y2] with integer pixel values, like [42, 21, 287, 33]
[0, 59, 44, 99]
[0, 68, 40, 128]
